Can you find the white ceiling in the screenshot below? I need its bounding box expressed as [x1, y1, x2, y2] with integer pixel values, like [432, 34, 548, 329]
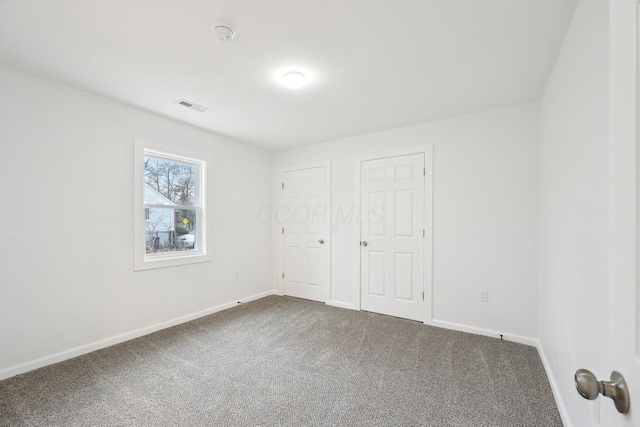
[0, 0, 578, 151]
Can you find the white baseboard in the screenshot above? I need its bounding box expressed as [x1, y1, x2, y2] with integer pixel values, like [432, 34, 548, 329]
[239, 290, 278, 304]
[430, 319, 537, 347]
[0, 289, 278, 381]
[536, 341, 573, 427]
[327, 300, 356, 310]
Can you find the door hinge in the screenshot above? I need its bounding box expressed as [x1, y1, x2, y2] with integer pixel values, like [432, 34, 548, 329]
[423, 229, 425, 238]
[422, 292, 424, 300]
[282, 227, 284, 234]
[282, 272, 284, 279]
[281, 182, 284, 189]
[423, 167, 426, 176]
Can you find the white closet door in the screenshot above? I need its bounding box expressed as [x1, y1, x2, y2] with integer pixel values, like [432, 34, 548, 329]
[360, 153, 425, 321]
[282, 166, 327, 302]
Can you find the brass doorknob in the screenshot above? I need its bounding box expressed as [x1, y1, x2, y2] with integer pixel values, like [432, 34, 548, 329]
[575, 369, 630, 414]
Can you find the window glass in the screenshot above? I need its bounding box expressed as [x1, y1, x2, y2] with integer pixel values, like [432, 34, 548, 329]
[144, 157, 198, 255]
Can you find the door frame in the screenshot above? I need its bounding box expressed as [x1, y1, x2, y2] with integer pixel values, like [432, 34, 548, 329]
[354, 145, 433, 324]
[277, 160, 331, 303]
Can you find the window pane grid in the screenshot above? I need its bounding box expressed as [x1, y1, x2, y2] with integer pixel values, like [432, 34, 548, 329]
[143, 203, 199, 210]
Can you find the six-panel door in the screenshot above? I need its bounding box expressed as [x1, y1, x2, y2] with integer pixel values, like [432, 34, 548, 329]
[360, 153, 425, 321]
[282, 166, 327, 302]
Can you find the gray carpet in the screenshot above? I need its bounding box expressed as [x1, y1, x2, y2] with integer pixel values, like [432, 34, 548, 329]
[0, 296, 562, 426]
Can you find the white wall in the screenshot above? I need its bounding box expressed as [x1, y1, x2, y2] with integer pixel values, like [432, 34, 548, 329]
[0, 66, 274, 378]
[538, 1, 610, 425]
[274, 102, 540, 342]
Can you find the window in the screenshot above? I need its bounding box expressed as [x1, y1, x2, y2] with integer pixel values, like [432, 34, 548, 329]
[134, 140, 209, 270]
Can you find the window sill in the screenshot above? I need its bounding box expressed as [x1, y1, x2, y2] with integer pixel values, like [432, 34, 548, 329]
[134, 252, 211, 271]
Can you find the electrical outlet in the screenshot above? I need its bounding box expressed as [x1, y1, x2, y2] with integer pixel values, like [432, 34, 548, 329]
[234, 272, 240, 281]
[479, 290, 489, 302]
[331, 224, 339, 233]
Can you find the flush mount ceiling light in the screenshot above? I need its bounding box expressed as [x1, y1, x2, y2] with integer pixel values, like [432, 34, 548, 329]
[281, 71, 307, 89]
[212, 25, 235, 42]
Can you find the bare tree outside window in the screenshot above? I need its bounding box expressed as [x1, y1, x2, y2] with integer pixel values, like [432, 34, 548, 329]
[144, 158, 195, 205]
[144, 157, 198, 254]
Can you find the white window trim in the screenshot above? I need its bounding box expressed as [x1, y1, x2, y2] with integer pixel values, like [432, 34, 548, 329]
[134, 138, 211, 271]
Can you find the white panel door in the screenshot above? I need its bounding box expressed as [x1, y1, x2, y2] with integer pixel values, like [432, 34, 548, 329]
[282, 166, 327, 302]
[603, 3, 639, 425]
[360, 153, 425, 321]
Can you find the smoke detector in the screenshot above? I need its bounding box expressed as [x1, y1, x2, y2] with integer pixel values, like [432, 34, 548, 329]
[213, 25, 236, 42]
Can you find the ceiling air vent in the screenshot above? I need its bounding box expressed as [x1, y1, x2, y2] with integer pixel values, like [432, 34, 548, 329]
[175, 99, 209, 113]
